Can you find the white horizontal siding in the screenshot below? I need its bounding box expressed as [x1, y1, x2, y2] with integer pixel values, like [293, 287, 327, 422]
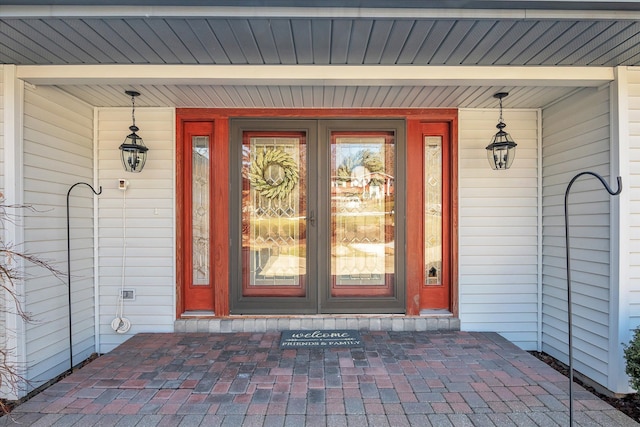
[22, 86, 95, 388]
[628, 68, 640, 334]
[0, 66, 5, 371]
[96, 107, 175, 354]
[541, 86, 611, 388]
[0, 66, 5, 362]
[458, 109, 539, 350]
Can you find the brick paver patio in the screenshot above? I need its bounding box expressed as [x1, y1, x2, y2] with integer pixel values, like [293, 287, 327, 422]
[1, 331, 637, 426]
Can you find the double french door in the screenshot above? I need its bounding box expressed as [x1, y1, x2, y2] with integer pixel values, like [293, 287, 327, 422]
[230, 120, 405, 314]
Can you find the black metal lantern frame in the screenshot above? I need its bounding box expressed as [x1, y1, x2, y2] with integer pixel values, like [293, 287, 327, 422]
[119, 90, 148, 173]
[486, 92, 517, 170]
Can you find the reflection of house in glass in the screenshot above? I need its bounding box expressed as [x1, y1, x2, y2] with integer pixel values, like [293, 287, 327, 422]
[330, 137, 395, 292]
[331, 172, 394, 200]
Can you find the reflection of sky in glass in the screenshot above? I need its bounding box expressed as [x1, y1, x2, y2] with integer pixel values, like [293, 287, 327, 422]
[193, 136, 209, 159]
[334, 139, 384, 165]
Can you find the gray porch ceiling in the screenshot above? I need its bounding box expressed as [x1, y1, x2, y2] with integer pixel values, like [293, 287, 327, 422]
[54, 83, 583, 110]
[2, 3, 639, 108]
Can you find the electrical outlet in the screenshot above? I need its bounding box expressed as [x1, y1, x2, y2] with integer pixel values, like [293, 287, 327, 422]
[118, 179, 128, 191]
[121, 289, 135, 300]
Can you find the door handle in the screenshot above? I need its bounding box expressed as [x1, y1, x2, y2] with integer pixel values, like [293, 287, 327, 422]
[307, 210, 315, 226]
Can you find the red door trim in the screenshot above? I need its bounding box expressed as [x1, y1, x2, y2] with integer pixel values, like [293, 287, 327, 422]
[406, 117, 458, 316]
[176, 115, 229, 317]
[182, 121, 215, 311]
[176, 109, 458, 318]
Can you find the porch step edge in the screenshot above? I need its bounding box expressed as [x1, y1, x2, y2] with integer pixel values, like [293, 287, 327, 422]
[174, 316, 460, 333]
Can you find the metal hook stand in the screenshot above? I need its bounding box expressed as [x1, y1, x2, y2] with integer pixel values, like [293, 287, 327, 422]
[66, 182, 102, 372]
[564, 172, 621, 426]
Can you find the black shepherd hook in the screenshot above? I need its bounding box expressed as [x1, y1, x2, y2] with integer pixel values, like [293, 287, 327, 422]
[66, 182, 102, 372]
[564, 172, 621, 426]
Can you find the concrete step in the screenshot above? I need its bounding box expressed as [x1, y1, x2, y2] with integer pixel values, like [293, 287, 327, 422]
[175, 314, 460, 333]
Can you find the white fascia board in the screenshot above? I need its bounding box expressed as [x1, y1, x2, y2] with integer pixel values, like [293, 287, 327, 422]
[2, 5, 640, 20]
[16, 65, 615, 87]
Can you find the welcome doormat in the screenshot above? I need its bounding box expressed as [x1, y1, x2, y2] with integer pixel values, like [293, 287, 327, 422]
[279, 330, 363, 349]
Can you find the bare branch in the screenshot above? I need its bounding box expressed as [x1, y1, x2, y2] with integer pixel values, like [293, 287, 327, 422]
[0, 200, 63, 412]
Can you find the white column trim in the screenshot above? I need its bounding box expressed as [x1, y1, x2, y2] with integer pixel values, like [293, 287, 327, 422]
[93, 107, 101, 354]
[610, 66, 631, 393]
[537, 107, 543, 352]
[2, 65, 26, 400]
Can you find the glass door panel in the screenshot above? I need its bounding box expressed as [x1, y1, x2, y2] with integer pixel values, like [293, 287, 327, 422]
[183, 121, 215, 312]
[424, 136, 443, 286]
[330, 132, 395, 298]
[417, 122, 451, 310]
[241, 132, 307, 298]
[192, 136, 210, 286]
[231, 119, 404, 314]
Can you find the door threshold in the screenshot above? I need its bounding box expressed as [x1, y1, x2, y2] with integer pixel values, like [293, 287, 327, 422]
[182, 310, 215, 318]
[175, 314, 460, 333]
[420, 309, 453, 317]
[228, 313, 407, 318]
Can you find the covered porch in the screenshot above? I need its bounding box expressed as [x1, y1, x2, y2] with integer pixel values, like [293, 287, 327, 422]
[2, 0, 640, 401]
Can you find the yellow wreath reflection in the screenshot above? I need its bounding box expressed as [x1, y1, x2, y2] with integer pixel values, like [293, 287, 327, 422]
[249, 148, 299, 200]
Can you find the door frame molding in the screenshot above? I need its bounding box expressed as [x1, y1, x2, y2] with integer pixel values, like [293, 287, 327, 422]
[181, 120, 216, 311]
[318, 119, 406, 314]
[229, 119, 318, 314]
[176, 108, 457, 317]
[406, 119, 458, 315]
[176, 111, 230, 317]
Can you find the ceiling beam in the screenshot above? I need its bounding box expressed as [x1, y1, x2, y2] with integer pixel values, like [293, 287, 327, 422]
[17, 65, 615, 87]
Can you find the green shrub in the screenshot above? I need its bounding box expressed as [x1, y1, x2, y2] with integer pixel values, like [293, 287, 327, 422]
[624, 328, 640, 391]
